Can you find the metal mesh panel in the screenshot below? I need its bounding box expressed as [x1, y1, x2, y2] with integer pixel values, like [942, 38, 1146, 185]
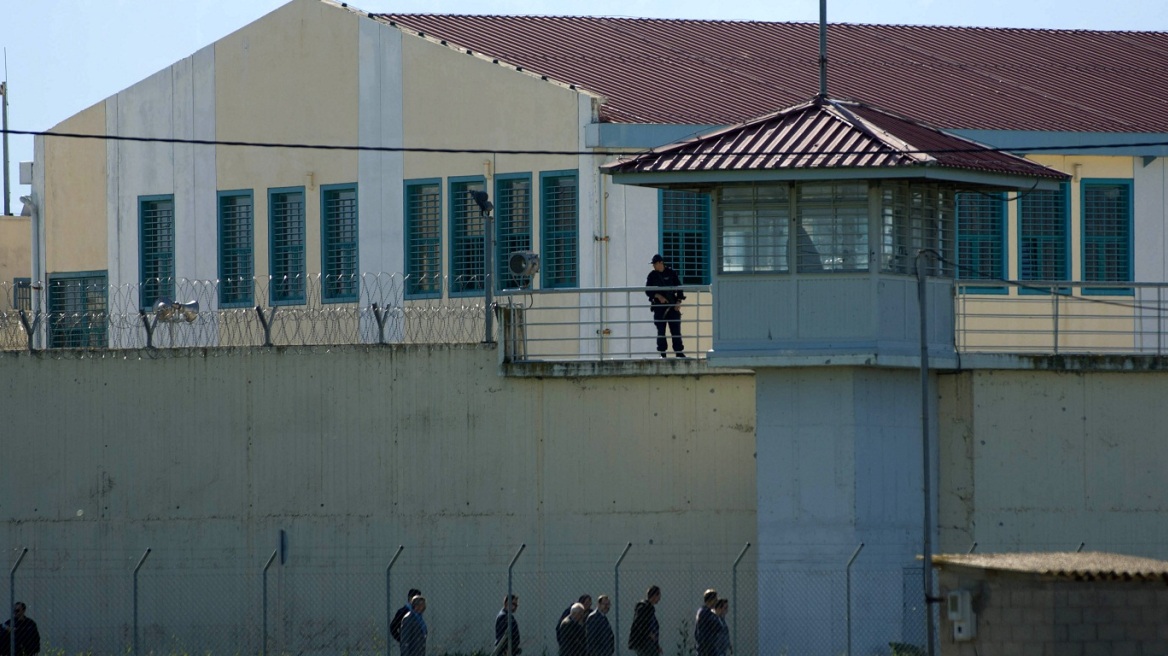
[46, 272, 108, 348]
[323, 185, 359, 302]
[450, 179, 486, 295]
[956, 191, 1005, 281]
[270, 190, 306, 303]
[1019, 185, 1069, 281]
[405, 181, 442, 298]
[541, 172, 579, 289]
[218, 192, 254, 307]
[140, 197, 175, 309]
[1082, 181, 1131, 283]
[716, 184, 790, 274]
[880, 182, 955, 276]
[495, 176, 533, 290]
[661, 190, 711, 284]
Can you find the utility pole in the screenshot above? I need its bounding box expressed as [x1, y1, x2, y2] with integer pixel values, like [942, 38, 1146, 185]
[1, 79, 10, 216]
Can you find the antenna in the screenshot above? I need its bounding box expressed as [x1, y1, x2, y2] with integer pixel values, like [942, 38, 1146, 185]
[818, 0, 828, 98]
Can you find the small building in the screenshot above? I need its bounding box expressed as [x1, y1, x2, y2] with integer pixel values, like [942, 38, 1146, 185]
[933, 551, 1168, 656]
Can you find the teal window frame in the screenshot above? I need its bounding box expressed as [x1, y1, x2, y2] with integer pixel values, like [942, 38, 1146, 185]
[540, 170, 579, 289]
[1080, 178, 1133, 295]
[495, 172, 533, 290]
[1017, 183, 1070, 294]
[449, 175, 487, 297]
[955, 191, 1008, 294]
[139, 194, 175, 309]
[404, 178, 443, 299]
[47, 270, 108, 348]
[659, 189, 711, 285]
[217, 190, 254, 308]
[321, 183, 359, 303]
[268, 186, 306, 306]
[11, 277, 31, 312]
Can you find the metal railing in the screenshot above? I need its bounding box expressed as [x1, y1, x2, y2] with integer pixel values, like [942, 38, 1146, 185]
[955, 280, 1168, 355]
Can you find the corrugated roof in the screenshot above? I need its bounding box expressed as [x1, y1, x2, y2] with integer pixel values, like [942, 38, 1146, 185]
[370, 14, 1168, 133]
[602, 96, 1067, 180]
[933, 551, 1168, 582]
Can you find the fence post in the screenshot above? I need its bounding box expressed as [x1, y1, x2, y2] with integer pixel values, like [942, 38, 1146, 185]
[16, 310, 38, 352]
[386, 545, 403, 654]
[262, 549, 278, 656]
[1052, 287, 1060, 354]
[8, 548, 27, 656]
[845, 543, 864, 656]
[133, 548, 151, 656]
[614, 543, 632, 656]
[255, 306, 275, 347]
[731, 542, 750, 656]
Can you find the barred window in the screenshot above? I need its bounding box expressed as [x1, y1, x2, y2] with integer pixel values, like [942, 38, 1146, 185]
[717, 185, 789, 274]
[139, 195, 175, 309]
[1082, 180, 1132, 286]
[956, 192, 1006, 284]
[12, 278, 31, 312]
[495, 175, 533, 290]
[799, 182, 869, 273]
[661, 190, 711, 284]
[218, 191, 254, 307]
[450, 177, 486, 296]
[269, 188, 306, 304]
[48, 271, 108, 348]
[1018, 184, 1069, 282]
[540, 171, 578, 289]
[322, 184, 359, 302]
[880, 182, 955, 277]
[405, 180, 442, 299]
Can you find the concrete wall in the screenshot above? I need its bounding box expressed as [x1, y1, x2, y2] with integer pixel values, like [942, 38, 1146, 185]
[43, 103, 107, 275]
[0, 214, 29, 286]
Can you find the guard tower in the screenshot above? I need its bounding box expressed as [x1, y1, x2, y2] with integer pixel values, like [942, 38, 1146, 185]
[605, 96, 1067, 654]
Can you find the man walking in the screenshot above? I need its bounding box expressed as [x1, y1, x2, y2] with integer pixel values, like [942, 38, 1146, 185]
[646, 254, 686, 358]
[557, 603, 586, 656]
[585, 595, 614, 656]
[391, 588, 422, 644]
[400, 595, 428, 656]
[0, 603, 39, 656]
[628, 585, 661, 656]
[493, 595, 521, 656]
[694, 589, 719, 656]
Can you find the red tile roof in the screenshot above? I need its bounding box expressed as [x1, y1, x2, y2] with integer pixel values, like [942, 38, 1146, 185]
[371, 14, 1168, 132]
[603, 97, 1067, 180]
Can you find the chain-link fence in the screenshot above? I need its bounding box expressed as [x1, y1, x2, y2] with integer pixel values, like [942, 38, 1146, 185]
[4, 544, 937, 656]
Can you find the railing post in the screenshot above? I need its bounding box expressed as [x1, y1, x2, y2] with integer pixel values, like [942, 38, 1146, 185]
[1052, 287, 1060, 355]
[262, 549, 278, 656]
[614, 543, 632, 656]
[504, 544, 525, 656]
[133, 548, 151, 656]
[845, 543, 864, 656]
[386, 545, 403, 654]
[731, 542, 750, 656]
[9, 548, 27, 656]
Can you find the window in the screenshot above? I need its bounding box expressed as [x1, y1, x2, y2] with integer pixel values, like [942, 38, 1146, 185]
[956, 191, 1007, 290]
[880, 182, 955, 277]
[321, 183, 359, 302]
[405, 179, 442, 299]
[269, 187, 306, 305]
[799, 182, 869, 273]
[12, 278, 31, 312]
[139, 195, 175, 309]
[47, 271, 107, 348]
[1081, 179, 1132, 292]
[449, 176, 486, 296]
[540, 170, 578, 289]
[218, 191, 254, 307]
[717, 185, 789, 274]
[1018, 184, 1069, 285]
[495, 174, 533, 290]
[661, 190, 711, 284]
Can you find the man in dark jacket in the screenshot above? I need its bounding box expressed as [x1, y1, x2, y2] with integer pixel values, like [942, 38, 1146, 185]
[585, 595, 614, 656]
[0, 602, 40, 656]
[646, 255, 686, 358]
[493, 595, 521, 656]
[694, 589, 719, 656]
[628, 585, 661, 656]
[557, 603, 587, 656]
[391, 588, 422, 643]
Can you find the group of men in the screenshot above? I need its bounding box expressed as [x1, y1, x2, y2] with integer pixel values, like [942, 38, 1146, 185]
[389, 584, 729, 656]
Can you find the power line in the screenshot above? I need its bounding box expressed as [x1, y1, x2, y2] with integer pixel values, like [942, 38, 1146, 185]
[2, 127, 1167, 159]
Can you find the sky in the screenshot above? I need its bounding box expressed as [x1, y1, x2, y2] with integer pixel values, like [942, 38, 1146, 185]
[2, 0, 1167, 213]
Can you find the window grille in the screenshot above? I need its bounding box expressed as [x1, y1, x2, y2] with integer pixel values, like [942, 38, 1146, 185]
[139, 195, 175, 309]
[495, 175, 532, 289]
[322, 184, 359, 302]
[48, 271, 107, 348]
[218, 191, 254, 307]
[717, 185, 789, 274]
[540, 171, 578, 289]
[12, 278, 31, 312]
[661, 190, 711, 284]
[1082, 180, 1132, 286]
[1018, 184, 1069, 282]
[269, 188, 306, 304]
[800, 182, 869, 273]
[405, 180, 442, 298]
[450, 177, 486, 296]
[879, 182, 955, 277]
[956, 192, 1006, 283]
